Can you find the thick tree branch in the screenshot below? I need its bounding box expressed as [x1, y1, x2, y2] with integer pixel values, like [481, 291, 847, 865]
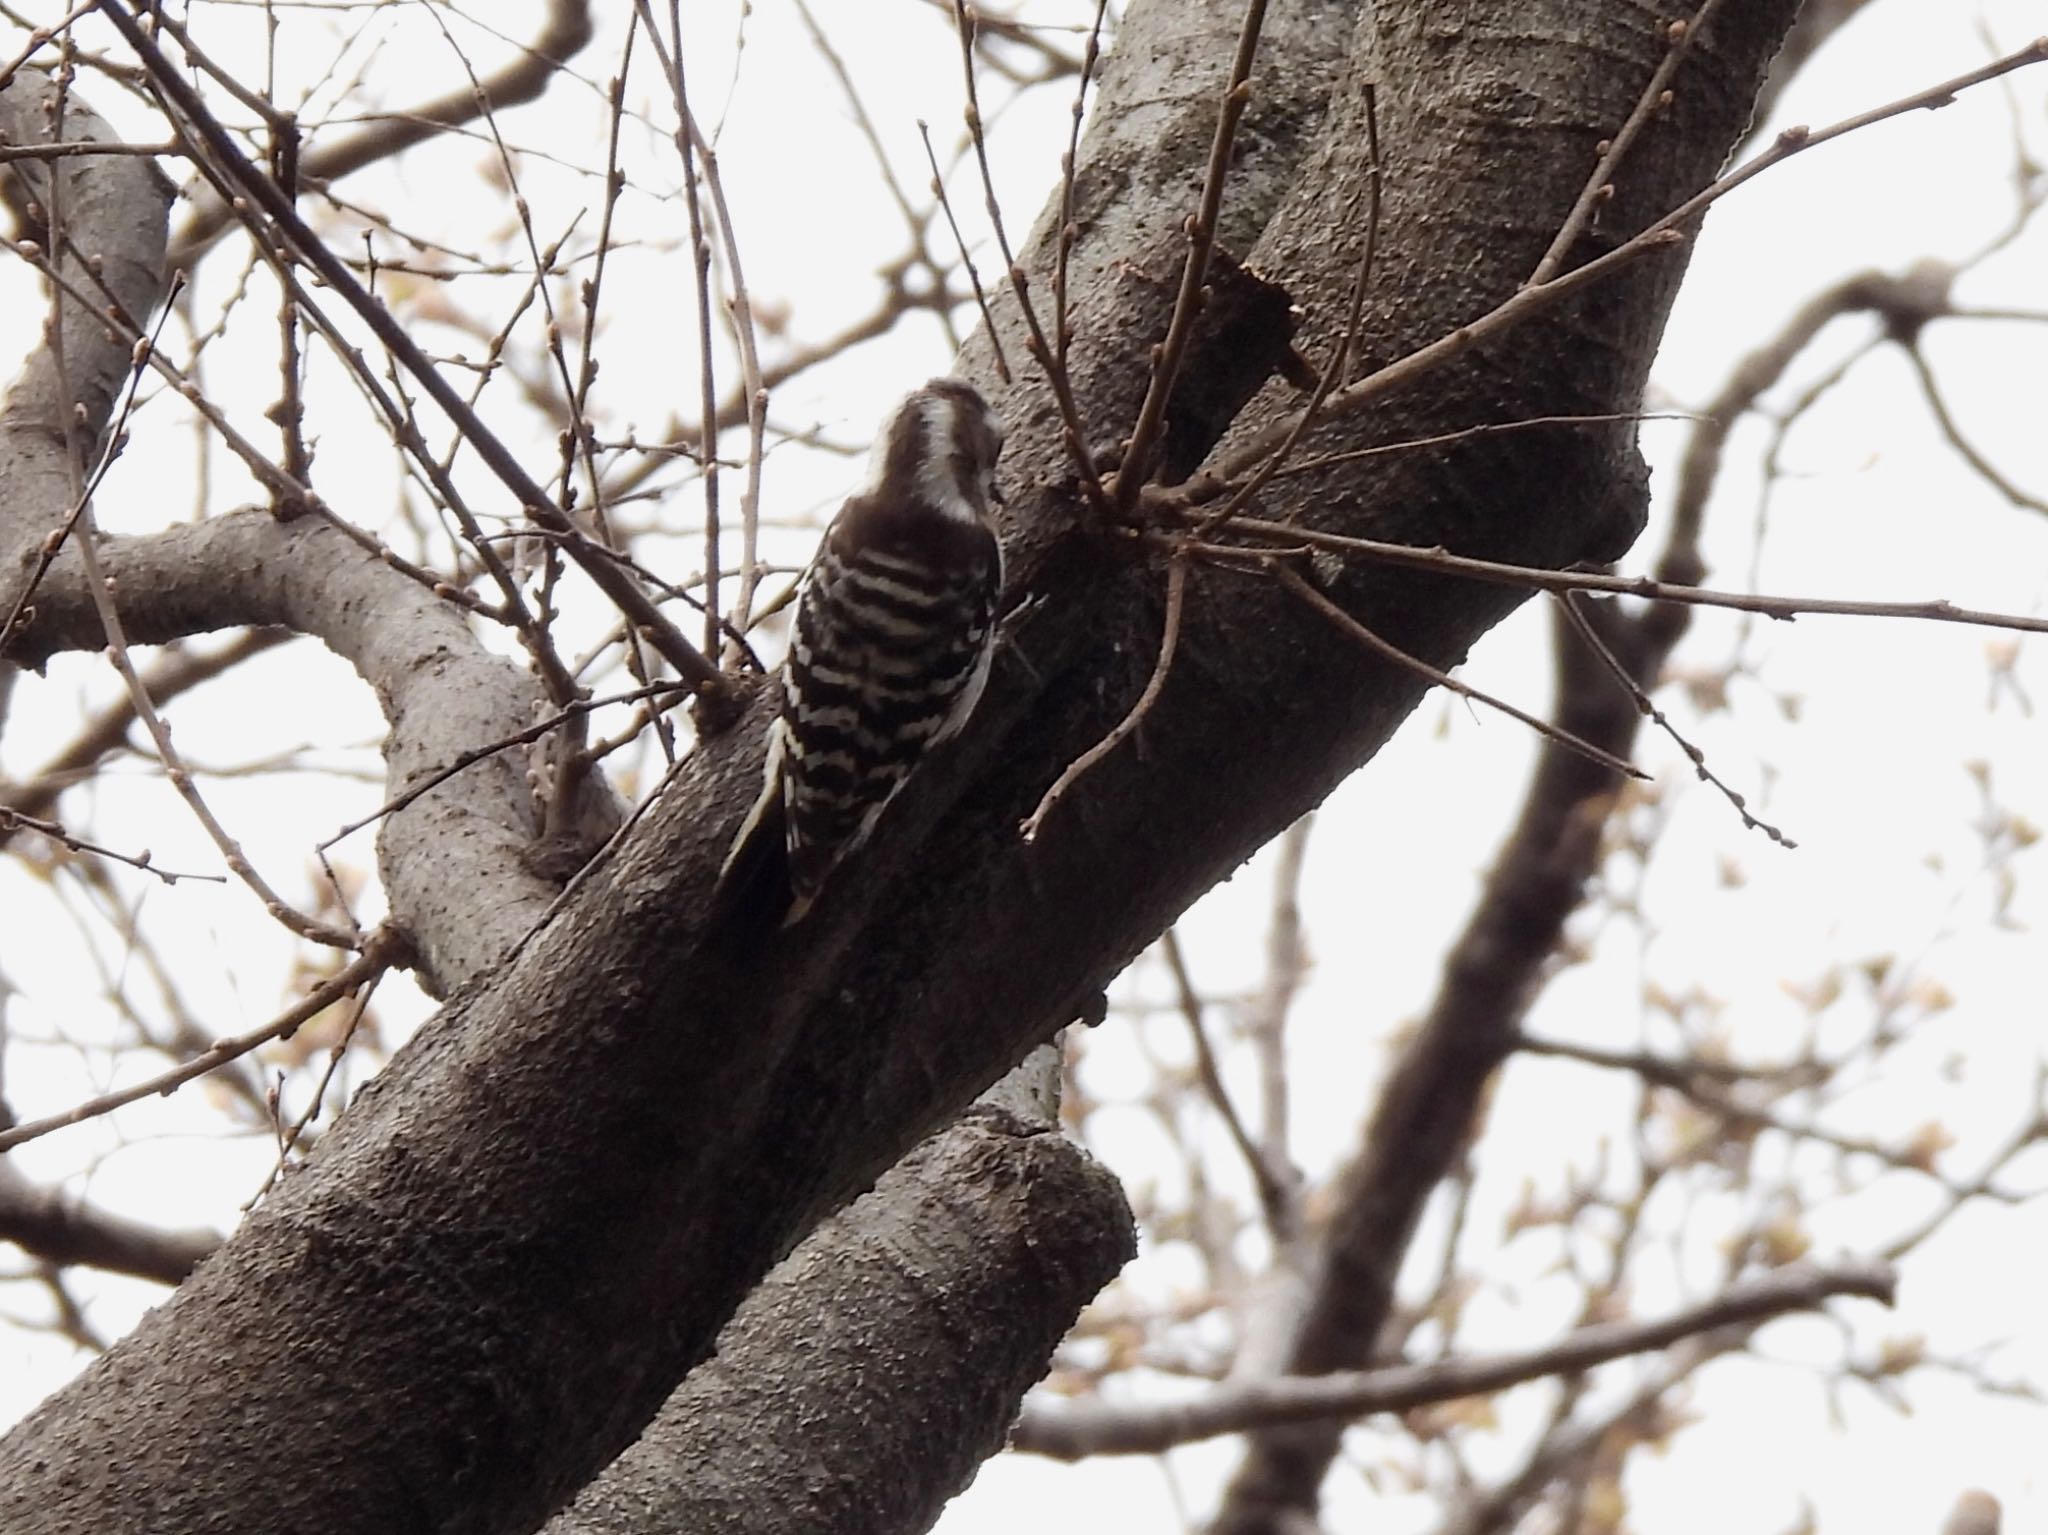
[549, 1048, 1133, 1535]
[0, 4, 1802, 1532]
[7, 510, 574, 992]
[0, 68, 172, 617]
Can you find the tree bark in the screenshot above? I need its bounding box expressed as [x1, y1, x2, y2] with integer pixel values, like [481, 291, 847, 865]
[547, 1049, 1133, 1535]
[0, 3, 1800, 1533]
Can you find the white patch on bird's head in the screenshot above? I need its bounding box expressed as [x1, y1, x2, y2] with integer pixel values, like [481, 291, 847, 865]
[862, 378, 1005, 525]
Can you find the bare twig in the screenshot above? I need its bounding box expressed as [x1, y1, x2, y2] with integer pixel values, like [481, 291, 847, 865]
[0, 807, 221, 885]
[1518, 1033, 2005, 1192]
[915, 119, 1012, 383]
[1268, 561, 1646, 779]
[320, 681, 686, 851]
[1205, 515, 2048, 638]
[1554, 590, 1794, 847]
[1052, 0, 1111, 380]
[1208, 38, 2048, 484]
[1248, 815, 1309, 1201]
[1014, 1262, 1895, 1458]
[637, 0, 727, 663]
[1020, 553, 1188, 841]
[1160, 929, 1295, 1239]
[1527, 0, 1728, 286]
[0, 2, 98, 94]
[2, 629, 290, 821]
[251, 964, 387, 1203]
[1902, 343, 2048, 517]
[32, 74, 354, 949]
[0, 929, 405, 1154]
[1116, 0, 1268, 517]
[682, 112, 770, 650]
[1196, 83, 1381, 538]
[102, 1, 725, 696]
[945, 0, 1107, 509]
[165, 0, 597, 267]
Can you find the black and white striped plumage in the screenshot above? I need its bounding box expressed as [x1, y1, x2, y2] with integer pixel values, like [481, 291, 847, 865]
[720, 378, 1005, 925]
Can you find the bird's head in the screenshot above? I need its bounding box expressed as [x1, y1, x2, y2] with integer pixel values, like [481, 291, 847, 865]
[866, 376, 1006, 523]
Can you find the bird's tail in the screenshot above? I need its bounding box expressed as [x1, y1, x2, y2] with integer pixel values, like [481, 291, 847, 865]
[706, 792, 795, 936]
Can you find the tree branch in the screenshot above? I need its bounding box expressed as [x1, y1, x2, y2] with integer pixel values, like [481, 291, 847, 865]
[0, 1163, 218, 1287]
[0, 67, 173, 608]
[163, 0, 596, 270]
[1207, 6, 1812, 1528]
[7, 509, 584, 993]
[0, 4, 1806, 1531]
[1014, 1260, 1894, 1460]
[549, 1048, 1133, 1535]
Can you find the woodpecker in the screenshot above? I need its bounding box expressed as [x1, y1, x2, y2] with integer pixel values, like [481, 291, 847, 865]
[718, 377, 1006, 925]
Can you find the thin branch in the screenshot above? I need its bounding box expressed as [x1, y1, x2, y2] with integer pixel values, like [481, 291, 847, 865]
[165, 0, 597, 266]
[638, 0, 727, 664]
[1020, 553, 1187, 842]
[0, 929, 404, 1155]
[1247, 410, 1703, 487]
[64, 497, 357, 942]
[916, 119, 1011, 383]
[1114, 0, 1269, 516]
[1902, 343, 2048, 517]
[1052, 0, 1111, 381]
[1, 629, 290, 821]
[1248, 814, 1309, 1202]
[0, 806, 222, 885]
[34, 75, 354, 948]
[681, 107, 770, 651]
[1267, 561, 1646, 780]
[319, 681, 687, 851]
[1195, 83, 1381, 538]
[1519, 1032, 2007, 1191]
[945, 0, 1106, 509]
[1527, 0, 1728, 286]
[250, 964, 387, 1204]
[1013, 1262, 1896, 1459]
[1206, 38, 2048, 486]
[0, 1, 99, 95]
[102, 1, 725, 696]
[1160, 929, 1294, 1239]
[1205, 515, 2048, 638]
[1554, 590, 1794, 847]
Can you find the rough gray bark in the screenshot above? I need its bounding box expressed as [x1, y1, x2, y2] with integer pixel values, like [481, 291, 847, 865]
[0, 71, 171, 609]
[548, 1049, 1132, 1535]
[0, 3, 1802, 1533]
[8, 508, 573, 989]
